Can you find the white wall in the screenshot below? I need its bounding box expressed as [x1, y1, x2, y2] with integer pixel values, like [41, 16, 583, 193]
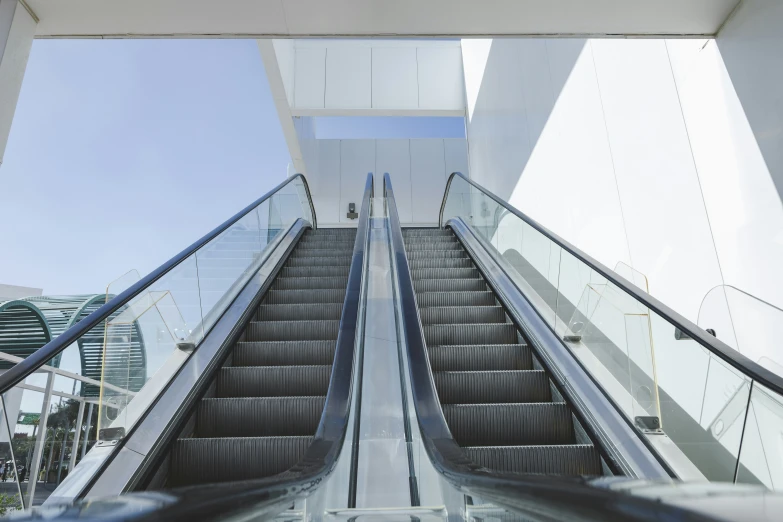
[277, 40, 464, 116]
[294, 131, 468, 226]
[461, 37, 783, 368]
[0, 0, 36, 166]
[462, 36, 783, 485]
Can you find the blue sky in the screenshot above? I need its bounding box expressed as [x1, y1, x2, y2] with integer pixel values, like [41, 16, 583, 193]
[0, 39, 464, 296]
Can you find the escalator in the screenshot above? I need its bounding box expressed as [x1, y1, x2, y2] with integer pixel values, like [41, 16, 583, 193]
[403, 227, 602, 476]
[168, 227, 356, 486]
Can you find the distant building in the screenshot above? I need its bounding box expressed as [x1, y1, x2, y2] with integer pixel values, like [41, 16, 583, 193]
[0, 284, 42, 301]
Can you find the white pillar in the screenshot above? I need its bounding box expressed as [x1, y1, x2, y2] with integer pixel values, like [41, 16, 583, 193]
[0, 0, 36, 167]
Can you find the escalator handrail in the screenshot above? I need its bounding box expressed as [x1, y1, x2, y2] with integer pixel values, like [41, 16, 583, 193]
[0, 173, 317, 395]
[386, 172, 732, 522]
[152, 172, 375, 519]
[439, 171, 783, 399]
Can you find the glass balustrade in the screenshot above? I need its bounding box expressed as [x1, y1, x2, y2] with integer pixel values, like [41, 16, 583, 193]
[441, 173, 783, 490]
[0, 175, 313, 508]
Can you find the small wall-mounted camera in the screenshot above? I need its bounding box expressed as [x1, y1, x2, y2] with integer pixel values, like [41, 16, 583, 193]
[347, 203, 358, 219]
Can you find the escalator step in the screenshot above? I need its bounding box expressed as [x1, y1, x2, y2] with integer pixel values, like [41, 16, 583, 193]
[234, 340, 335, 366]
[287, 256, 352, 267]
[217, 366, 332, 397]
[404, 236, 459, 245]
[256, 303, 343, 321]
[434, 370, 551, 404]
[414, 279, 487, 293]
[419, 306, 506, 325]
[246, 320, 339, 341]
[169, 436, 313, 487]
[264, 289, 346, 304]
[416, 291, 496, 308]
[408, 258, 474, 269]
[407, 250, 468, 260]
[464, 445, 602, 476]
[403, 241, 463, 251]
[280, 265, 351, 278]
[442, 403, 575, 446]
[274, 276, 349, 290]
[403, 229, 453, 237]
[291, 249, 352, 258]
[424, 323, 518, 346]
[196, 397, 326, 437]
[428, 344, 532, 371]
[410, 268, 479, 280]
[297, 240, 355, 249]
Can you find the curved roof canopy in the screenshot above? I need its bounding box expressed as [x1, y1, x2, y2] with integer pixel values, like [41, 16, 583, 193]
[0, 295, 147, 397]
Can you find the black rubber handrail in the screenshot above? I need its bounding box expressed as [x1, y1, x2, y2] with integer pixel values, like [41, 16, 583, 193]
[0, 173, 317, 395]
[439, 171, 783, 398]
[386, 172, 737, 522]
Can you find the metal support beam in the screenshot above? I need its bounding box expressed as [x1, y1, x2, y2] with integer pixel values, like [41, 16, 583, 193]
[25, 371, 53, 507]
[81, 404, 93, 459]
[69, 400, 85, 472]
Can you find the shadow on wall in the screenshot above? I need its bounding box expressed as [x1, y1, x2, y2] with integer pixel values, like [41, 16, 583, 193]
[468, 39, 586, 201]
[717, 0, 783, 205]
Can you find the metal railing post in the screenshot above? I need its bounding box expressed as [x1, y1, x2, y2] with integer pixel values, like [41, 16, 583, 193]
[69, 400, 85, 471]
[81, 403, 93, 459]
[25, 371, 54, 507]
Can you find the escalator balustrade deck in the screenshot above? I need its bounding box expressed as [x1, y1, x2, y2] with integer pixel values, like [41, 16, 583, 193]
[168, 228, 356, 486]
[404, 228, 602, 476]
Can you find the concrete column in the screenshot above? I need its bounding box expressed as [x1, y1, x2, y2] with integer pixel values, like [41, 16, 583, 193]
[0, 0, 36, 167]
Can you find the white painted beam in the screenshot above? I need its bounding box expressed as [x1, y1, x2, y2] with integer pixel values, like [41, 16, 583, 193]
[26, 0, 739, 38]
[257, 39, 307, 174]
[0, 0, 36, 166]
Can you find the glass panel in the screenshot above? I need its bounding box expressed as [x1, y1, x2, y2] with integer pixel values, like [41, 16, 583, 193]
[699, 286, 783, 379]
[88, 175, 312, 444]
[0, 176, 313, 507]
[736, 383, 783, 488]
[439, 177, 783, 485]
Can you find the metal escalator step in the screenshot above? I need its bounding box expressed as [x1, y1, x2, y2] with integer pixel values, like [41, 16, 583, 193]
[234, 341, 335, 366]
[274, 276, 349, 290]
[404, 236, 459, 245]
[464, 445, 602, 476]
[414, 279, 487, 293]
[264, 289, 346, 304]
[428, 344, 532, 371]
[403, 228, 453, 237]
[442, 403, 575, 446]
[410, 268, 479, 280]
[297, 241, 355, 250]
[217, 366, 332, 397]
[246, 320, 339, 341]
[286, 256, 352, 267]
[419, 306, 506, 325]
[416, 291, 496, 308]
[196, 397, 326, 437]
[408, 258, 473, 269]
[256, 303, 343, 321]
[403, 241, 463, 251]
[406, 249, 468, 260]
[424, 323, 518, 346]
[169, 436, 312, 487]
[434, 370, 550, 404]
[291, 249, 352, 258]
[281, 265, 351, 278]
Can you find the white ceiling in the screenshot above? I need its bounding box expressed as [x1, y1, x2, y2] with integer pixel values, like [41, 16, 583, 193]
[26, 0, 740, 38]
